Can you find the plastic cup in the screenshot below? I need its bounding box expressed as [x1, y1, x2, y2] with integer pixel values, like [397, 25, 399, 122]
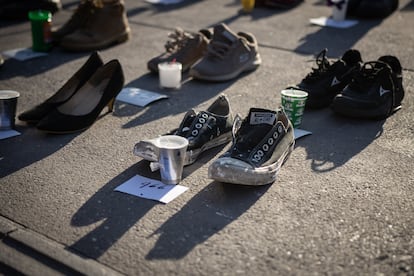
[241, 0, 255, 12]
[331, 0, 348, 21]
[28, 10, 53, 52]
[281, 89, 308, 128]
[158, 62, 182, 89]
[0, 90, 20, 130]
[157, 135, 188, 185]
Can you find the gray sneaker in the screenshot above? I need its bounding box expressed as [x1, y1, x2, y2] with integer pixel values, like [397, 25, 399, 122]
[189, 23, 261, 82]
[147, 28, 212, 73]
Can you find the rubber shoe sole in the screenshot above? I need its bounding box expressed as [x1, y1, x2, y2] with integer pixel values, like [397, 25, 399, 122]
[208, 132, 295, 186]
[61, 29, 130, 52]
[190, 54, 261, 82]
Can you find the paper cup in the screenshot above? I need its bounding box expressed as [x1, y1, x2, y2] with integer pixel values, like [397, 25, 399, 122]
[158, 62, 182, 89]
[158, 135, 188, 185]
[0, 90, 20, 130]
[281, 89, 308, 128]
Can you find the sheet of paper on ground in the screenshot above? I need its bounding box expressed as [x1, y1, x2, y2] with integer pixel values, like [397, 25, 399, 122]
[116, 87, 168, 107]
[114, 175, 188, 203]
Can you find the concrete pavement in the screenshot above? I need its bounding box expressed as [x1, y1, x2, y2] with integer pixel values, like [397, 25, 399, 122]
[1, 0, 413, 275]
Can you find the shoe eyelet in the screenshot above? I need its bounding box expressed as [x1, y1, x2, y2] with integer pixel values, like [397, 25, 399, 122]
[257, 150, 264, 157]
[278, 125, 283, 133]
[273, 132, 279, 139]
[195, 123, 202, 129]
[192, 130, 198, 136]
[263, 144, 269, 151]
[268, 138, 274, 145]
[199, 118, 206, 123]
[201, 113, 208, 119]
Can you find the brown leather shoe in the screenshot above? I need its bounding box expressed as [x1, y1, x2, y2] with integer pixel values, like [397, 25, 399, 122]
[51, 0, 96, 43]
[60, 0, 130, 51]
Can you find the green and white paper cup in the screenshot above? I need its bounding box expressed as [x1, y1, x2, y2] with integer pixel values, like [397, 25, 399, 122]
[281, 89, 308, 128]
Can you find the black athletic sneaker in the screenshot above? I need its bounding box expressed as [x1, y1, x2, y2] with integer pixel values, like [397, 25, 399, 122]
[347, 0, 399, 19]
[290, 48, 362, 109]
[331, 55, 404, 119]
[134, 95, 234, 166]
[208, 107, 295, 186]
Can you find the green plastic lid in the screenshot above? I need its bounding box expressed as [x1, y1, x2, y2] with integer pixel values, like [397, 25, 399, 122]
[28, 10, 51, 21]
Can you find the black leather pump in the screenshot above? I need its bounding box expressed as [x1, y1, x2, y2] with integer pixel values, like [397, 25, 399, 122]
[18, 52, 104, 124]
[36, 59, 124, 133]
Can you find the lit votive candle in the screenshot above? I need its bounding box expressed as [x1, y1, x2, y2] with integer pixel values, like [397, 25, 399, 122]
[158, 62, 182, 89]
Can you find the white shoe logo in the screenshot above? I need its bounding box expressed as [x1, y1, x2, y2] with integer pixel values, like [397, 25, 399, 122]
[331, 76, 341, 87]
[239, 53, 249, 63]
[379, 86, 391, 96]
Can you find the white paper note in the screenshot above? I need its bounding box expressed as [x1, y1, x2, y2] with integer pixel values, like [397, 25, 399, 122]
[114, 175, 188, 204]
[116, 87, 168, 107]
[294, 128, 312, 140]
[310, 17, 358, 29]
[2, 48, 48, 61]
[0, 129, 21, 140]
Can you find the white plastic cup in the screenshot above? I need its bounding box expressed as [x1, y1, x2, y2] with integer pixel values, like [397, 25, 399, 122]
[157, 135, 188, 185]
[281, 89, 308, 128]
[0, 90, 20, 130]
[331, 0, 348, 21]
[158, 62, 182, 89]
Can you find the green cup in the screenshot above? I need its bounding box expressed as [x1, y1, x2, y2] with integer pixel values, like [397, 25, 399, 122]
[28, 10, 53, 52]
[281, 89, 308, 128]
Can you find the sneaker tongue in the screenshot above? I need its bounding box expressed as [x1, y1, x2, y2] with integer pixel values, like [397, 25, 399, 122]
[213, 23, 239, 44]
[235, 109, 276, 152]
[341, 49, 362, 66]
[248, 108, 277, 126]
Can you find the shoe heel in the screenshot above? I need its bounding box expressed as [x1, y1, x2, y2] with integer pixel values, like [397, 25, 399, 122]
[107, 97, 115, 112]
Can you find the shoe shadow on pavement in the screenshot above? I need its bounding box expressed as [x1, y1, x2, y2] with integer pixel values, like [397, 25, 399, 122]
[295, 17, 383, 58]
[67, 141, 230, 259]
[0, 51, 92, 80]
[116, 72, 241, 129]
[295, 109, 385, 173]
[0, 127, 80, 178]
[146, 181, 271, 260]
[68, 161, 159, 259]
[401, 0, 414, 11]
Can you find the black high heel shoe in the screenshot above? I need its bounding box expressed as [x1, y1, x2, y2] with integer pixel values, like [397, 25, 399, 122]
[18, 52, 104, 124]
[36, 59, 124, 133]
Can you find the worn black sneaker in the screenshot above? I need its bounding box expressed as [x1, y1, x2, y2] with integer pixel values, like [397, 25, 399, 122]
[189, 23, 261, 82]
[147, 28, 212, 73]
[290, 48, 362, 109]
[134, 95, 234, 166]
[208, 107, 295, 186]
[331, 55, 404, 119]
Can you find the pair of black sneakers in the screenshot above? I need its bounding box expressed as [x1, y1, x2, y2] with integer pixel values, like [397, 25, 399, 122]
[291, 48, 405, 120]
[134, 95, 295, 186]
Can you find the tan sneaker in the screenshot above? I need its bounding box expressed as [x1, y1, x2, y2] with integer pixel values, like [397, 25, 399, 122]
[189, 23, 261, 82]
[147, 28, 212, 73]
[60, 0, 130, 51]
